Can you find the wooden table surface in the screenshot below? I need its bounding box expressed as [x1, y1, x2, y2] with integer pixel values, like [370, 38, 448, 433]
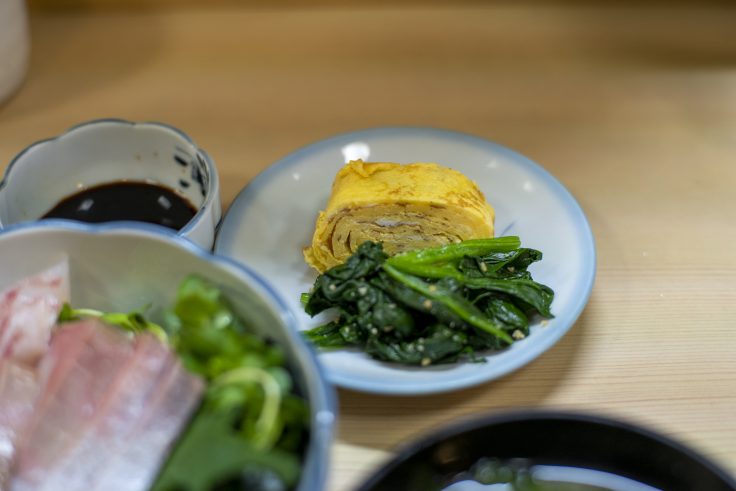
[1, 3, 735, 489]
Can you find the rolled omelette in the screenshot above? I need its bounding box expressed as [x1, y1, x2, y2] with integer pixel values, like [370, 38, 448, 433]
[304, 160, 494, 272]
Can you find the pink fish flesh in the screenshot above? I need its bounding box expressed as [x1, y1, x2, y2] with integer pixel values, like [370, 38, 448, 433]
[0, 261, 70, 366]
[0, 361, 39, 491]
[12, 319, 204, 491]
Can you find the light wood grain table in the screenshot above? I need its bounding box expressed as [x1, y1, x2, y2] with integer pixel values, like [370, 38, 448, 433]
[1, 4, 735, 490]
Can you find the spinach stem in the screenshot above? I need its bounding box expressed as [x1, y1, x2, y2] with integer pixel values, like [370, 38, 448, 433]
[382, 264, 513, 344]
[385, 262, 464, 280]
[387, 236, 521, 266]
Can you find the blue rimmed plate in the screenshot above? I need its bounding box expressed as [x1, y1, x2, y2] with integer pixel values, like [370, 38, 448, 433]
[215, 127, 595, 395]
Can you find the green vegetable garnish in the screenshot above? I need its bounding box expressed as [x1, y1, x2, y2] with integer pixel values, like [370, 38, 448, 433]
[57, 303, 168, 342]
[303, 237, 554, 365]
[149, 409, 301, 491]
[151, 275, 309, 491]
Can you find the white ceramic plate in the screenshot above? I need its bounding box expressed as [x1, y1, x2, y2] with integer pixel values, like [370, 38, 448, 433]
[215, 127, 596, 395]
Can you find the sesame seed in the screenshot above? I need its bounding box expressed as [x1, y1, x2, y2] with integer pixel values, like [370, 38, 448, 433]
[508, 266, 516, 272]
[428, 284, 438, 292]
[421, 357, 432, 366]
[357, 286, 367, 295]
[541, 320, 549, 327]
[328, 284, 337, 291]
[383, 325, 394, 332]
[370, 328, 378, 335]
[479, 262, 488, 273]
[512, 330, 525, 340]
[423, 299, 433, 309]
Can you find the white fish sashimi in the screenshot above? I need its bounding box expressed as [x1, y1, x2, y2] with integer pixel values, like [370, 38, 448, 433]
[62, 333, 173, 489]
[0, 361, 39, 491]
[11, 319, 204, 491]
[0, 260, 70, 366]
[13, 320, 134, 490]
[91, 340, 204, 490]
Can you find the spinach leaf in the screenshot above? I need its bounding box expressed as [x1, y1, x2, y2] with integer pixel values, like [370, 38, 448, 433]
[305, 241, 387, 316]
[365, 323, 469, 365]
[458, 248, 543, 279]
[382, 264, 512, 343]
[478, 296, 529, 331]
[463, 277, 554, 318]
[303, 321, 348, 348]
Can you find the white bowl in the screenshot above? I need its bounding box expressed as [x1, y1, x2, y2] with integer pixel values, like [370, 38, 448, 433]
[0, 220, 335, 491]
[0, 0, 30, 104]
[0, 119, 221, 250]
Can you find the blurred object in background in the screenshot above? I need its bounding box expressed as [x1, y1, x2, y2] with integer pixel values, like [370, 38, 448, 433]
[0, 0, 30, 105]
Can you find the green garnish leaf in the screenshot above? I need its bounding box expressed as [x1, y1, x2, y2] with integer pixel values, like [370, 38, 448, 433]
[151, 275, 310, 490]
[150, 409, 300, 491]
[57, 303, 168, 342]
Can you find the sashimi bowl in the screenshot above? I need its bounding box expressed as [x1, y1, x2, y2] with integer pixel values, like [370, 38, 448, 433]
[0, 220, 335, 491]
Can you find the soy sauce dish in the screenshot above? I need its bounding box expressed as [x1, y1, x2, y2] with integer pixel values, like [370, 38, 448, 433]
[0, 119, 221, 249]
[356, 411, 736, 491]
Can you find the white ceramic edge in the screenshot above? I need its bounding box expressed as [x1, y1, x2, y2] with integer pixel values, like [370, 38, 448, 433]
[216, 126, 597, 396]
[0, 118, 222, 250]
[0, 0, 30, 104]
[0, 219, 336, 491]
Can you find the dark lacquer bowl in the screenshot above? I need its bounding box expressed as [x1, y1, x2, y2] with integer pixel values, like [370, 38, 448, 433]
[356, 410, 736, 491]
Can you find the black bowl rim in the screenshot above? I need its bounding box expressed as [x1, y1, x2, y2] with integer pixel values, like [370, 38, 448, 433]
[355, 409, 736, 491]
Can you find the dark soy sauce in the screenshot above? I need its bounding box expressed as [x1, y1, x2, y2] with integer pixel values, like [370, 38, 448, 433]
[42, 181, 198, 230]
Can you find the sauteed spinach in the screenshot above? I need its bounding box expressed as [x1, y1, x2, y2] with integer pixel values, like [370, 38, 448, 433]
[303, 237, 553, 365]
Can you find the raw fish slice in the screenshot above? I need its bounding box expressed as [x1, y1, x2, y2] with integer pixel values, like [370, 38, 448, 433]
[12, 320, 135, 490]
[54, 333, 173, 489]
[0, 260, 70, 365]
[12, 320, 203, 491]
[0, 361, 39, 491]
[91, 342, 204, 491]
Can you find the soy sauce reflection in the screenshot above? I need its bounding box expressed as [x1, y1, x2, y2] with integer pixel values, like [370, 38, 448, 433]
[42, 181, 198, 231]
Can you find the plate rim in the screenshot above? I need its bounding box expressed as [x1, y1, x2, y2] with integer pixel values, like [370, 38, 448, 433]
[215, 126, 596, 395]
